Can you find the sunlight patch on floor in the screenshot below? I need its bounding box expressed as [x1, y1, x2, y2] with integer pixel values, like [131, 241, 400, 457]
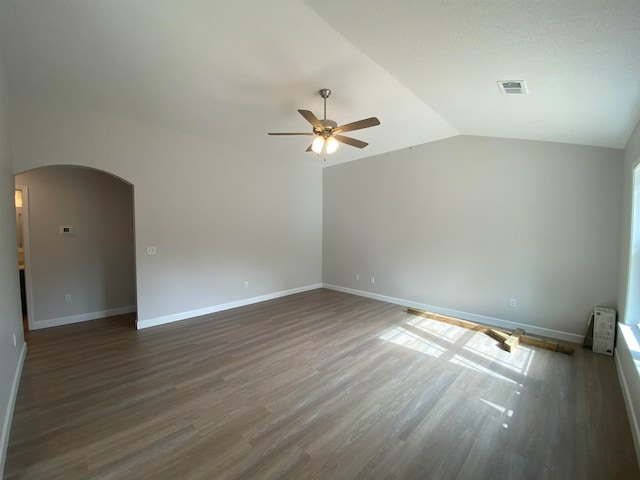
[379, 326, 447, 357]
[480, 398, 515, 429]
[379, 314, 536, 383]
[462, 334, 535, 377]
[404, 316, 469, 343]
[450, 353, 520, 384]
[480, 398, 507, 414]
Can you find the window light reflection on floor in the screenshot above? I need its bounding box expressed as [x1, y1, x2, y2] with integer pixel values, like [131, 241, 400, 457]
[450, 353, 521, 384]
[462, 337, 535, 377]
[378, 326, 448, 357]
[379, 314, 536, 382]
[404, 316, 470, 342]
[479, 398, 515, 429]
[379, 314, 536, 434]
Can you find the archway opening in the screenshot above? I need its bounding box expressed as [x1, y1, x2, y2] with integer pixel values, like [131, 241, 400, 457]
[14, 165, 136, 331]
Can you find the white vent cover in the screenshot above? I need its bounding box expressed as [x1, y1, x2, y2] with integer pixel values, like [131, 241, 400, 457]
[497, 80, 528, 95]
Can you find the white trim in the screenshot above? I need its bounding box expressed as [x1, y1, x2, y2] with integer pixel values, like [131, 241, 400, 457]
[322, 284, 584, 343]
[15, 185, 35, 331]
[615, 324, 640, 468]
[624, 164, 640, 325]
[136, 284, 323, 329]
[1, 342, 26, 476]
[31, 305, 137, 330]
[615, 350, 640, 468]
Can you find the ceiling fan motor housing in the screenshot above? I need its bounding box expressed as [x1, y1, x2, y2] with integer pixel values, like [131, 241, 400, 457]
[315, 119, 337, 136]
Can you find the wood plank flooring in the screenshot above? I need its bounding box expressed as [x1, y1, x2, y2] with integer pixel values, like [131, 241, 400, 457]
[4, 289, 639, 479]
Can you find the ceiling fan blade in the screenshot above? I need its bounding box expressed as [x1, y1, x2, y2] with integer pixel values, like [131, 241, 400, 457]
[268, 132, 314, 136]
[332, 117, 380, 135]
[334, 135, 368, 149]
[305, 144, 313, 152]
[298, 110, 322, 129]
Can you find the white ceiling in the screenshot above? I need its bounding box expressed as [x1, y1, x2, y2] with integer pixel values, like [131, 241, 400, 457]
[1, 0, 639, 165]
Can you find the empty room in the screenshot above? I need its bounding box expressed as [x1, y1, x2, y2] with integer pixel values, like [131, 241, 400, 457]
[1, 1, 640, 479]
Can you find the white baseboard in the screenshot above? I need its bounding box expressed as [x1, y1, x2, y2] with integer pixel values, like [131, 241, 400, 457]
[1, 342, 26, 476]
[322, 283, 584, 344]
[32, 305, 137, 330]
[136, 284, 323, 329]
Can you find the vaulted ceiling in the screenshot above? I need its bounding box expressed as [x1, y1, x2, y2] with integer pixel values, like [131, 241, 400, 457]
[1, 0, 639, 165]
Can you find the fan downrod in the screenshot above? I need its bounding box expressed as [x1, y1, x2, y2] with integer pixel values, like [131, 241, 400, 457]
[319, 89, 331, 120]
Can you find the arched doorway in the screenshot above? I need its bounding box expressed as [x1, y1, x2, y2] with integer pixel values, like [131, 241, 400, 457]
[15, 165, 136, 331]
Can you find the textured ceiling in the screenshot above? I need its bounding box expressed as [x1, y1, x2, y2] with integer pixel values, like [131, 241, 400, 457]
[1, 0, 639, 166]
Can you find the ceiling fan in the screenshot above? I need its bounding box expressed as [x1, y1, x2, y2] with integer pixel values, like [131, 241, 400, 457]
[268, 88, 380, 159]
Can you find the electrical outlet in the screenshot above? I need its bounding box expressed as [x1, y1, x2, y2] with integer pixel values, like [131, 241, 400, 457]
[65, 294, 72, 303]
[509, 298, 517, 308]
[356, 274, 360, 281]
[244, 280, 249, 289]
[371, 276, 375, 284]
[146, 246, 157, 255]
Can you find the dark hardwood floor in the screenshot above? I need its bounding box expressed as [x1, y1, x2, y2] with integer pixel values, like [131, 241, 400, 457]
[4, 289, 639, 479]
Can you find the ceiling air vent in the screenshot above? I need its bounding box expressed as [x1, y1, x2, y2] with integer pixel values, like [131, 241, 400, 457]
[497, 80, 527, 95]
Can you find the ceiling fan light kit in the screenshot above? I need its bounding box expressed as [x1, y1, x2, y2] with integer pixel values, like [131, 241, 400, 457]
[311, 136, 325, 154]
[268, 88, 380, 160]
[326, 136, 339, 154]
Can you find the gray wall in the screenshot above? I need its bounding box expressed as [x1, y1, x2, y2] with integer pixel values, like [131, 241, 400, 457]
[0, 47, 25, 475]
[323, 135, 622, 340]
[15, 166, 136, 328]
[11, 99, 323, 327]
